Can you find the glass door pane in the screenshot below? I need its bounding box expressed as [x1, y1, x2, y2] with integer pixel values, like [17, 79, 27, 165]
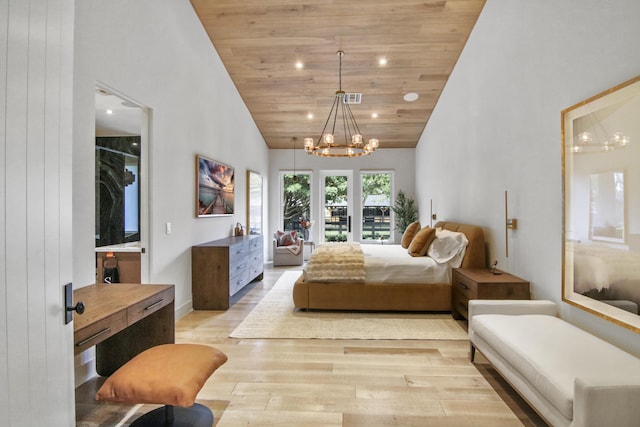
[281, 172, 311, 232]
[361, 172, 392, 242]
[321, 171, 352, 242]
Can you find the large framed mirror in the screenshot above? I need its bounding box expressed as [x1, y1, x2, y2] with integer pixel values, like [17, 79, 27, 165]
[246, 170, 263, 235]
[562, 75, 640, 333]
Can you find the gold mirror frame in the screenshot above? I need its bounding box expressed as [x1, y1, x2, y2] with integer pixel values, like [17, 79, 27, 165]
[246, 170, 263, 235]
[562, 75, 640, 333]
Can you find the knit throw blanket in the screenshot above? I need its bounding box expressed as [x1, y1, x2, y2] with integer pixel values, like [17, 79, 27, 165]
[303, 242, 366, 282]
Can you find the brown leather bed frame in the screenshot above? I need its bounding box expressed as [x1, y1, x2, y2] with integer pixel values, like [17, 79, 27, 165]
[292, 221, 486, 311]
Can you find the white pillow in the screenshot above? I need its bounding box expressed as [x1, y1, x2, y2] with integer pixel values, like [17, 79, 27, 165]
[573, 254, 609, 293]
[427, 229, 469, 267]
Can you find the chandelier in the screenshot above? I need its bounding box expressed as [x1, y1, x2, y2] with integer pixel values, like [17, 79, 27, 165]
[571, 131, 630, 153]
[304, 51, 379, 157]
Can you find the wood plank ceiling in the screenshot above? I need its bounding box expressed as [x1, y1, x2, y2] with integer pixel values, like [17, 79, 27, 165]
[190, 0, 485, 150]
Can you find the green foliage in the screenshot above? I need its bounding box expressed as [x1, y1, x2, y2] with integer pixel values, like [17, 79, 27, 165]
[391, 190, 418, 232]
[361, 173, 391, 205]
[283, 173, 311, 227]
[324, 175, 348, 205]
[325, 233, 347, 242]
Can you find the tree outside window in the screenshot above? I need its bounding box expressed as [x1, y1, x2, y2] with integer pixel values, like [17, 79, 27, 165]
[361, 172, 391, 241]
[282, 173, 310, 232]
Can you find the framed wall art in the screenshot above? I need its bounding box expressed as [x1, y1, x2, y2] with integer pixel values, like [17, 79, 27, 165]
[562, 75, 640, 333]
[196, 155, 235, 217]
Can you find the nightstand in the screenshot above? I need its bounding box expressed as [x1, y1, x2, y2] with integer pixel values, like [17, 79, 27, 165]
[451, 268, 530, 320]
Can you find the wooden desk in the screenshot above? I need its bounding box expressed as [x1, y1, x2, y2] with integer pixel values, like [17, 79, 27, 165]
[73, 283, 175, 376]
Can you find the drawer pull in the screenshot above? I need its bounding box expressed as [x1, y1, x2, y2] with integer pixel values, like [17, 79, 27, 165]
[144, 299, 165, 311]
[76, 328, 111, 347]
[457, 282, 468, 290]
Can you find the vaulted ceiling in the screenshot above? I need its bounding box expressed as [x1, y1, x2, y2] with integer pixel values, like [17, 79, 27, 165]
[190, 0, 485, 150]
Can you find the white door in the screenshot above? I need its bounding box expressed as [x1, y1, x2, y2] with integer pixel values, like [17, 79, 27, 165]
[319, 170, 354, 242]
[1, 1, 75, 425]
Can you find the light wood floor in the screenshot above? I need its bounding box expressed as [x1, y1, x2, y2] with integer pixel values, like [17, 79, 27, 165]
[76, 266, 548, 426]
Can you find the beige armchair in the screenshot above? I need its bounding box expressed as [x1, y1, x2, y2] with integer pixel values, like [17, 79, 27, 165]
[273, 231, 304, 266]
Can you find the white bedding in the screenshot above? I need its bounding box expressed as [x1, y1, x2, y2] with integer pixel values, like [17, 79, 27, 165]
[361, 244, 452, 284]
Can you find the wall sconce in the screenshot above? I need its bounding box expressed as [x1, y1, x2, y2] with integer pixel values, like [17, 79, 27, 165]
[430, 199, 436, 227]
[505, 191, 517, 257]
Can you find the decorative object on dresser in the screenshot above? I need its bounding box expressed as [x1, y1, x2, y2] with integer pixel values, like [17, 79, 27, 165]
[451, 267, 530, 320]
[192, 234, 263, 310]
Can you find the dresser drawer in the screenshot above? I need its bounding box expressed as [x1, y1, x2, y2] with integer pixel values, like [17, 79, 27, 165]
[452, 293, 470, 320]
[249, 236, 262, 253]
[229, 241, 249, 259]
[127, 287, 174, 325]
[230, 270, 250, 295]
[452, 271, 478, 299]
[249, 259, 263, 279]
[74, 310, 127, 354]
[229, 257, 249, 279]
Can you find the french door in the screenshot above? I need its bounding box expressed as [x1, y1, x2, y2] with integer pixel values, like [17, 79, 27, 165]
[320, 170, 353, 242]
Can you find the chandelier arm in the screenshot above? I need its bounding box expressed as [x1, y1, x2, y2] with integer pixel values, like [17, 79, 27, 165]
[330, 94, 340, 136]
[344, 102, 361, 136]
[317, 96, 340, 145]
[340, 101, 348, 145]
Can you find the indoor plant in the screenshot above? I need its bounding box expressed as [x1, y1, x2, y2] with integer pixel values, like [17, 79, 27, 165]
[391, 190, 419, 233]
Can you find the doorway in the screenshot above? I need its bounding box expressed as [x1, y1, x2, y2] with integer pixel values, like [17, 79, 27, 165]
[320, 170, 353, 242]
[94, 84, 150, 282]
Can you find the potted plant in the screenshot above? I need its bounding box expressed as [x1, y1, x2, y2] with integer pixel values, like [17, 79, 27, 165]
[391, 190, 419, 233]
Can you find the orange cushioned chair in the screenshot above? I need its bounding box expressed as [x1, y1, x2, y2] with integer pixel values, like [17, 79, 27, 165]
[95, 343, 227, 426]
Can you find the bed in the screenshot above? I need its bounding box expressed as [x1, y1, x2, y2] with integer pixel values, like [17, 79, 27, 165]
[293, 221, 486, 311]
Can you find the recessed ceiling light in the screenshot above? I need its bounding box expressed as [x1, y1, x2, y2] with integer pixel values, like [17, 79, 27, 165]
[106, 109, 113, 115]
[378, 58, 387, 66]
[307, 113, 313, 119]
[371, 112, 378, 118]
[403, 92, 419, 102]
[295, 61, 304, 70]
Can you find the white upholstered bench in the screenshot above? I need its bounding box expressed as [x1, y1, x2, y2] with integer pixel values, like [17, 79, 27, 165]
[468, 300, 640, 427]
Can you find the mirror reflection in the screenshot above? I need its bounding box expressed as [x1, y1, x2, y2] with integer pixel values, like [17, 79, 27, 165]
[563, 76, 640, 332]
[95, 87, 144, 247]
[589, 171, 624, 243]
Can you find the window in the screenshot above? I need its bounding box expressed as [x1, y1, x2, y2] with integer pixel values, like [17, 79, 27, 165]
[361, 171, 392, 241]
[281, 172, 311, 232]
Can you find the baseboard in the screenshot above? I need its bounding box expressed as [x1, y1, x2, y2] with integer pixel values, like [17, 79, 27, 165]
[175, 299, 193, 320]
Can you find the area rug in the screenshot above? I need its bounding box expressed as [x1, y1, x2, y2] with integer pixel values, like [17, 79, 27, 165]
[230, 271, 468, 340]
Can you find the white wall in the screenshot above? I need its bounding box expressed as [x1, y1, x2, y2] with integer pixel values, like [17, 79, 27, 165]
[268, 148, 416, 258]
[73, 0, 268, 382]
[416, 0, 640, 355]
[1, 0, 76, 425]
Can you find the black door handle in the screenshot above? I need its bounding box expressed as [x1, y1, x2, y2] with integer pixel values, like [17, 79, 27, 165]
[348, 216, 352, 233]
[67, 301, 85, 315]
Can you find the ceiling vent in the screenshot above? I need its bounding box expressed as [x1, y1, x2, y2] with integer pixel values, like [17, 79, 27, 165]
[343, 93, 362, 104]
